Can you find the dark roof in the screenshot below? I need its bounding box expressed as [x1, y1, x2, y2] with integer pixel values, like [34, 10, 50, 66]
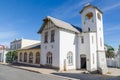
[80, 3, 103, 14]
[29, 45, 41, 49]
[71, 24, 82, 32]
[19, 43, 41, 50]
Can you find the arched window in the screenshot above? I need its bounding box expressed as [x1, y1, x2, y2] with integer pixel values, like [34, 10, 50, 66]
[67, 51, 73, 65]
[24, 52, 27, 62]
[46, 52, 52, 65]
[29, 52, 33, 63]
[85, 12, 93, 20]
[36, 52, 40, 64]
[19, 53, 22, 62]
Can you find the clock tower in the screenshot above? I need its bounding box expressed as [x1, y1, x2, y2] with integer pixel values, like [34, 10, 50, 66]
[80, 3, 107, 74]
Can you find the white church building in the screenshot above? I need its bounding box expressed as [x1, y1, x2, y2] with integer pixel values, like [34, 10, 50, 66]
[38, 4, 107, 74]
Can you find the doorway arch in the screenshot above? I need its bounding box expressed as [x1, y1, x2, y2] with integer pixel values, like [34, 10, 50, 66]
[80, 54, 86, 69]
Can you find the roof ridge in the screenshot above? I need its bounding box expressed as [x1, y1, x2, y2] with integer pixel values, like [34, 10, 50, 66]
[46, 16, 71, 25]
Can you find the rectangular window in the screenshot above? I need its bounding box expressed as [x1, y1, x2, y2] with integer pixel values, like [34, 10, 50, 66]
[51, 30, 55, 42]
[44, 32, 48, 43]
[81, 36, 84, 43]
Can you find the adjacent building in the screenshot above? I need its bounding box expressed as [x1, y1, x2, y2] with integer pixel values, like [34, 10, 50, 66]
[11, 38, 40, 65]
[10, 38, 40, 50]
[0, 45, 8, 63]
[17, 43, 40, 66]
[38, 3, 107, 74]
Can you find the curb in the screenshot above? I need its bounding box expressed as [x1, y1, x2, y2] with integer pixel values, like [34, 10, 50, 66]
[0, 63, 79, 80]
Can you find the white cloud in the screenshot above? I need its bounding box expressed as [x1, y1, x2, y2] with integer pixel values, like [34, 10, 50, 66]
[103, 3, 120, 12]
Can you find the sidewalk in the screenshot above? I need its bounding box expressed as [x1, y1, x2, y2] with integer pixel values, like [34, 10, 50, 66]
[106, 68, 120, 76]
[1, 62, 120, 78]
[0, 62, 88, 74]
[0, 62, 58, 74]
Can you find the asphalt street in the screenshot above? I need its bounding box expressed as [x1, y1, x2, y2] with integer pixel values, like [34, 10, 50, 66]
[0, 64, 67, 80]
[0, 64, 120, 80]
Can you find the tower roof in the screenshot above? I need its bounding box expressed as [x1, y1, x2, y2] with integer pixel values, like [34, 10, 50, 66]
[80, 3, 103, 14]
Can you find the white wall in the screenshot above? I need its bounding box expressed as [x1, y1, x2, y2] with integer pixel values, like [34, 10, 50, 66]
[17, 49, 40, 66]
[10, 39, 40, 50]
[106, 52, 120, 68]
[59, 29, 76, 70]
[81, 7, 97, 32]
[22, 39, 40, 48]
[81, 7, 104, 51]
[81, 6, 107, 73]
[107, 58, 117, 67]
[40, 21, 60, 68]
[0, 49, 8, 63]
[78, 32, 97, 71]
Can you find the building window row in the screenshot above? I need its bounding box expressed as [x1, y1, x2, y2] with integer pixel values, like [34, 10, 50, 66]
[44, 30, 55, 43]
[10, 43, 21, 50]
[19, 52, 40, 64]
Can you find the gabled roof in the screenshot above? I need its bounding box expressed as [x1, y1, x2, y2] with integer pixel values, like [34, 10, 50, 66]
[80, 3, 103, 14]
[38, 16, 82, 33]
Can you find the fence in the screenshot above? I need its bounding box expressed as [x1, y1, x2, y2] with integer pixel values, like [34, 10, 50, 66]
[106, 58, 120, 67]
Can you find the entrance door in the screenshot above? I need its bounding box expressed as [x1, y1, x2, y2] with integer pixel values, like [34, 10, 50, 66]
[81, 57, 86, 69]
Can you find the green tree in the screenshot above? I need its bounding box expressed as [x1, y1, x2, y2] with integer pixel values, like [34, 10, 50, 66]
[6, 51, 12, 63]
[6, 50, 18, 63]
[105, 44, 115, 58]
[118, 45, 120, 51]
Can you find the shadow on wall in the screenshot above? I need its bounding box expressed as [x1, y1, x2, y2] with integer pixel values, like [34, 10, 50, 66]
[51, 73, 120, 80]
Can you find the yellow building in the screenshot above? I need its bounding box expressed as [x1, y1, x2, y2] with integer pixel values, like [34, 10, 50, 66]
[17, 43, 40, 66]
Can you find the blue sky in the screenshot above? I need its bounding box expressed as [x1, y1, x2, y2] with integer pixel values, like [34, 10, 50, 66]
[0, 0, 120, 49]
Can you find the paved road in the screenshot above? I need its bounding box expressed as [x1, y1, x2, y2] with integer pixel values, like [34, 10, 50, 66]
[0, 65, 67, 80]
[52, 72, 120, 80]
[1, 64, 120, 80]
